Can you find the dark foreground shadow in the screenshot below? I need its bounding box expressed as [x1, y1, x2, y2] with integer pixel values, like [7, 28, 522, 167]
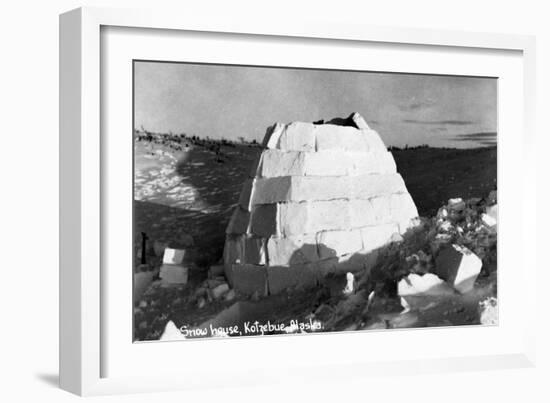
[281, 240, 395, 295]
[134, 200, 227, 268]
[180, 239, 404, 339]
[134, 138, 262, 269]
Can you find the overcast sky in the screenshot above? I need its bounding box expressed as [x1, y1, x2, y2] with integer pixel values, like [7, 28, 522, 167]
[134, 61, 497, 148]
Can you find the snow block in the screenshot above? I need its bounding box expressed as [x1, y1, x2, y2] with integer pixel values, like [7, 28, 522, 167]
[276, 122, 316, 151]
[390, 192, 419, 223]
[238, 179, 255, 210]
[435, 244, 483, 294]
[251, 176, 293, 204]
[243, 235, 268, 265]
[279, 200, 350, 236]
[349, 199, 378, 227]
[249, 204, 278, 237]
[397, 273, 455, 309]
[256, 150, 398, 178]
[348, 151, 397, 176]
[361, 128, 387, 152]
[251, 176, 351, 204]
[304, 151, 350, 176]
[267, 234, 319, 266]
[351, 174, 407, 199]
[398, 273, 453, 297]
[351, 112, 370, 130]
[291, 176, 351, 202]
[225, 207, 250, 235]
[162, 248, 191, 265]
[231, 264, 268, 296]
[159, 264, 188, 284]
[262, 122, 285, 149]
[360, 223, 399, 253]
[267, 265, 320, 295]
[257, 150, 306, 177]
[315, 124, 368, 152]
[316, 229, 363, 259]
[370, 195, 392, 224]
[223, 235, 244, 267]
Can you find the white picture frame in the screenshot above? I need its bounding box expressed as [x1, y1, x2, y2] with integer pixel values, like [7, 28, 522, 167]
[59, 6, 537, 396]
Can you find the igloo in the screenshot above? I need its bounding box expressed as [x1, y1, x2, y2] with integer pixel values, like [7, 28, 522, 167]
[223, 113, 418, 295]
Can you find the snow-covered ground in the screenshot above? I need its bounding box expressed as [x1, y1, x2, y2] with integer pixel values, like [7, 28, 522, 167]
[134, 142, 219, 214]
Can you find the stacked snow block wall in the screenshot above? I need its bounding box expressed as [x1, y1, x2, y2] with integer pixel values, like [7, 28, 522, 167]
[223, 113, 419, 296]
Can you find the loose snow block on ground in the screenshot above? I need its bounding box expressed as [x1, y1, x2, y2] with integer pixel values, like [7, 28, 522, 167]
[398, 273, 456, 310]
[162, 248, 190, 265]
[483, 204, 498, 228]
[159, 264, 188, 284]
[398, 273, 455, 297]
[481, 213, 497, 228]
[435, 244, 483, 293]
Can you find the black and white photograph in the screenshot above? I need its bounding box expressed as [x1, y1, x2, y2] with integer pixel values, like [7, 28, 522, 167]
[132, 61, 498, 342]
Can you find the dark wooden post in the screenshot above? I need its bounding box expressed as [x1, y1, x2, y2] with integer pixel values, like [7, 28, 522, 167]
[140, 232, 149, 264]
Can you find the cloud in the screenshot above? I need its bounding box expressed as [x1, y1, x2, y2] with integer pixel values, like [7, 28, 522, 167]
[452, 132, 497, 141]
[403, 119, 475, 125]
[398, 98, 437, 112]
[478, 140, 497, 146]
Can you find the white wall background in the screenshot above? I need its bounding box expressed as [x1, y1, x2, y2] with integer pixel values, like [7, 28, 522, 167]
[0, 0, 547, 401]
